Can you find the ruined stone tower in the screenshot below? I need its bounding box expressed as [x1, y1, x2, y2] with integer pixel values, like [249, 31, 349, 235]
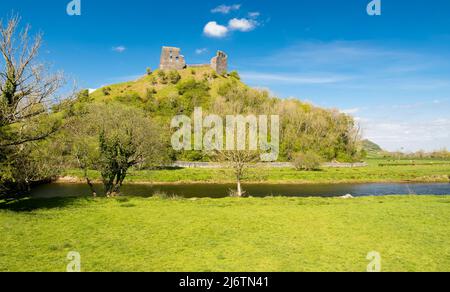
[159, 46, 228, 74]
[210, 51, 228, 75]
[159, 46, 186, 70]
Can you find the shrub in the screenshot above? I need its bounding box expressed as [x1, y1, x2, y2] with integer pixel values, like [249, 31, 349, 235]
[77, 89, 91, 102]
[157, 70, 168, 84]
[115, 92, 141, 104]
[145, 88, 157, 100]
[229, 71, 240, 80]
[146, 67, 152, 75]
[102, 87, 112, 96]
[292, 152, 322, 171]
[150, 76, 158, 85]
[168, 70, 181, 84]
[152, 192, 181, 200]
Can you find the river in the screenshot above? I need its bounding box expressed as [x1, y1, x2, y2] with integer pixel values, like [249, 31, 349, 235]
[30, 182, 450, 199]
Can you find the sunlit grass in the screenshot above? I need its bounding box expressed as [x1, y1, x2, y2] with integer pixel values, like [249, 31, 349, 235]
[63, 159, 450, 184]
[1, 195, 449, 271]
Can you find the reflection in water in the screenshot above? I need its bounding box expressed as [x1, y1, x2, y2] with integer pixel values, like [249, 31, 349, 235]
[31, 183, 450, 199]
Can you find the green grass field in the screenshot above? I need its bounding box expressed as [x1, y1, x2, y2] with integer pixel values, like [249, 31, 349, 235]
[63, 159, 450, 184]
[1, 195, 449, 272]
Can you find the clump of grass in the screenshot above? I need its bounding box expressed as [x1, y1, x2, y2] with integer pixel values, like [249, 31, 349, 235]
[152, 192, 182, 200]
[120, 203, 136, 208]
[115, 197, 130, 203]
[228, 189, 248, 197]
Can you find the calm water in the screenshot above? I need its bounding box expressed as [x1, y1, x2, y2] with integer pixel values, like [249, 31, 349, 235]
[30, 183, 450, 199]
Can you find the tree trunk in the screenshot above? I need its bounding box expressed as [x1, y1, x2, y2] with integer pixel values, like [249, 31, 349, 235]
[85, 177, 97, 197]
[236, 179, 242, 197]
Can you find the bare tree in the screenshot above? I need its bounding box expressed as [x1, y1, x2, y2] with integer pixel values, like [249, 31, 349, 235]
[213, 149, 259, 197]
[0, 14, 64, 148]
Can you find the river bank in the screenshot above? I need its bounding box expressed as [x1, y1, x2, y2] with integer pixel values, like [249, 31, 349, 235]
[59, 159, 450, 185]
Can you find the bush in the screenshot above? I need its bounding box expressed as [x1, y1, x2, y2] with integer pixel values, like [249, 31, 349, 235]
[145, 88, 157, 100]
[229, 71, 240, 80]
[292, 152, 322, 171]
[168, 70, 181, 84]
[152, 192, 181, 200]
[157, 70, 168, 84]
[102, 87, 112, 96]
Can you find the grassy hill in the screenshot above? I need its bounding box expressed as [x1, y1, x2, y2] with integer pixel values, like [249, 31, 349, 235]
[362, 139, 383, 156]
[77, 66, 364, 162]
[90, 66, 241, 108]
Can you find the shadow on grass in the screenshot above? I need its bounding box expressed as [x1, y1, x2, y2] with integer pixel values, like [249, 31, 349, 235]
[0, 196, 91, 212]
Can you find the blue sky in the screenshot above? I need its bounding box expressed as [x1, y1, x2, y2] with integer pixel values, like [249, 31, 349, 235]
[2, 0, 450, 151]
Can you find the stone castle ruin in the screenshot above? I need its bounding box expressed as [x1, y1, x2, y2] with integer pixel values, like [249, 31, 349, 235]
[159, 46, 228, 75]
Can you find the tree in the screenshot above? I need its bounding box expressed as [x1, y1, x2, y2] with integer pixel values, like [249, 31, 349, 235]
[213, 149, 259, 197]
[0, 15, 64, 148]
[0, 15, 66, 196]
[66, 103, 168, 197]
[205, 87, 261, 197]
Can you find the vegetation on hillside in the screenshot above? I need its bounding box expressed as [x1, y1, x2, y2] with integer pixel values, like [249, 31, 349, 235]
[362, 139, 383, 156]
[86, 66, 364, 162]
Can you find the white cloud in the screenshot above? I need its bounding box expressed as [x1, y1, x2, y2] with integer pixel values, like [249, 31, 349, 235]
[211, 4, 241, 14]
[240, 72, 352, 84]
[88, 88, 97, 94]
[362, 118, 450, 152]
[112, 46, 126, 53]
[248, 12, 260, 18]
[228, 18, 257, 32]
[195, 48, 209, 55]
[203, 21, 229, 38]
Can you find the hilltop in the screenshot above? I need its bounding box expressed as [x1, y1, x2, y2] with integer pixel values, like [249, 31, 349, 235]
[89, 66, 243, 111]
[362, 139, 383, 156]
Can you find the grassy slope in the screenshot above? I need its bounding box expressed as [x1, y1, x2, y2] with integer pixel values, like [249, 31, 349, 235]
[63, 159, 450, 184]
[89, 66, 234, 102]
[1, 195, 449, 272]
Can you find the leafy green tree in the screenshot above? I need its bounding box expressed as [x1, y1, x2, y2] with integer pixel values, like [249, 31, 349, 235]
[66, 103, 169, 197]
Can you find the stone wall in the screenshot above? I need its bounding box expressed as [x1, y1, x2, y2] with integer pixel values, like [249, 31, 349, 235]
[210, 51, 228, 75]
[159, 47, 228, 74]
[159, 47, 186, 70]
[170, 161, 368, 169]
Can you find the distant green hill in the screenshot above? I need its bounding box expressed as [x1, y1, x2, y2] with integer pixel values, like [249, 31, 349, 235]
[362, 139, 383, 155]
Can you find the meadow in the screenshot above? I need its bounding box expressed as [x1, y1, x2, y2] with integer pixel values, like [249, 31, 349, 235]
[1, 195, 449, 272]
